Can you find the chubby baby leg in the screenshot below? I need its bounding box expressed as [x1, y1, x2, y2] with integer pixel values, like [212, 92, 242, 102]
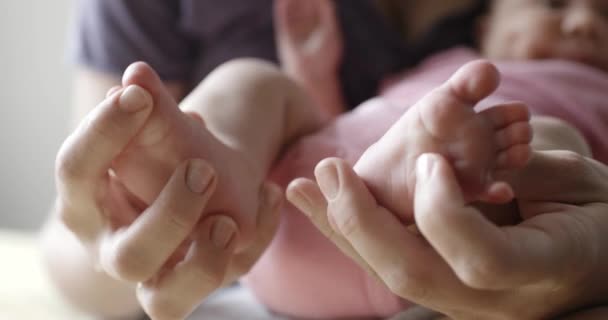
[110, 60, 320, 248]
[354, 61, 533, 222]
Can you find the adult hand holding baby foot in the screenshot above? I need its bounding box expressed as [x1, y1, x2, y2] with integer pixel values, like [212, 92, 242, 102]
[288, 152, 608, 319]
[54, 80, 283, 320]
[287, 60, 608, 319]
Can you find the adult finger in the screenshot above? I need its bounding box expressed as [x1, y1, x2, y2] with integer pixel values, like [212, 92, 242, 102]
[499, 150, 608, 204]
[414, 153, 587, 290]
[100, 159, 216, 282]
[137, 215, 238, 320]
[56, 85, 153, 190]
[310, 158, 506, 311]
[313, 158, 460, 306]
[227, 182, 283, 284]
[55, 86, 153, 239]
[139, 182, 284, 319]
[286, 176, 374, 280]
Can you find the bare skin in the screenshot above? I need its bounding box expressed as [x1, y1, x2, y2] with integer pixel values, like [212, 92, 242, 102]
[105, 59, 533, 320]
[281, 1, 608, 318]
[354, 61, 532, 222]
[51, 76, 284, 319]
[111, 53, 534, 246]
[48, 0, 605, 319]
[110, 63, 261, 250]
[109, 60, 321, 250]
[276, 0, 532, 223]
[288, 149, 608, 319]
[274, 0, 346, 119]
[94, 2, 534, 318]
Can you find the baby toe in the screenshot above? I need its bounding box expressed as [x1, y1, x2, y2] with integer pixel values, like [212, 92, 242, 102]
[496, 144, 532, 170]
[495, 122, 533, 151]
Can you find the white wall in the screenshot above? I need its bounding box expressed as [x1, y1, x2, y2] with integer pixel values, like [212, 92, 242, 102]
[0, 0, 73, 229]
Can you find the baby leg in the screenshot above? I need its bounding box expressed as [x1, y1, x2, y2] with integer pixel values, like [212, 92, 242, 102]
[274, 0, 345, 118]
[355, 61, 533, 221]
[110, 59, 321, 248]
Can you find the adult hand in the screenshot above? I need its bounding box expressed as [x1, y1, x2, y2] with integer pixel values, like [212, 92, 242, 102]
[55, 86, 283, 319]
[287, 151, 608, 319]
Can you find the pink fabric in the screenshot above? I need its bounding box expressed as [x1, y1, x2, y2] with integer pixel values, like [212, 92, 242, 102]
[243, 48, 608, 319]
[383, 48, 608, 163]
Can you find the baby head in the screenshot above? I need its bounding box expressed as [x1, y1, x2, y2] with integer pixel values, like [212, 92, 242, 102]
[478, 0, 608, 71]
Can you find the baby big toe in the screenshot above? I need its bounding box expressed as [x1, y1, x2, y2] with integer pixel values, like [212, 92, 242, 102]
[418, 61, 501, 136]
[447, 60, 501, 104]
[495, 122, 533, 152]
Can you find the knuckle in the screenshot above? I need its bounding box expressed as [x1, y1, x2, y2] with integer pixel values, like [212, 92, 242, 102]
[107, 244, 152, 282]
[56, 199, 99, 241]
[166, 212, 197, 235]
[558, 150, 586, 168]
[385, 269, 431, 302]
[331, 205, 363, 238]
[457, 254, 509, 289]
[87, 115, 120, 147]
[55, 138, 86, 185]
[190, 266, 224, 290]
[416, 201, 449, 233]
[57, 201, 82, 232]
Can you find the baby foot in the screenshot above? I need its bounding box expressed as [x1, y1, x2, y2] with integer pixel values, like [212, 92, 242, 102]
[274, 0, 343, 80]
[109, 62, 261, 247]
[354, 61, 532, 221]
[274, 0, 345, 118]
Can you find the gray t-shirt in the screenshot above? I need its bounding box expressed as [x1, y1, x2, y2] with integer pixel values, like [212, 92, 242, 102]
[71, 0, 482, 108]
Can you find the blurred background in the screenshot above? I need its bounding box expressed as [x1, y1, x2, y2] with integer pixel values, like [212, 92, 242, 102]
[0, 0, 73, 230]
[0, 2, 95, 318]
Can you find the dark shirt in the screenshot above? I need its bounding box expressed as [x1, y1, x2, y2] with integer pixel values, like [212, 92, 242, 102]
[71, 0, 485, 108]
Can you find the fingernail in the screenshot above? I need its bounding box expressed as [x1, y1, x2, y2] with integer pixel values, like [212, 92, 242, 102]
[119, 85, 151, 112]
[186, 159, 214, 194]
[416, 154, 436, 181]
[317, 163, 340, 201]
[287, 188, 313, 217]
[210, 216, 236, 249]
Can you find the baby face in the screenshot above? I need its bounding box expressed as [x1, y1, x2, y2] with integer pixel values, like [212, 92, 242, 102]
[480, 0, 608, 72]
